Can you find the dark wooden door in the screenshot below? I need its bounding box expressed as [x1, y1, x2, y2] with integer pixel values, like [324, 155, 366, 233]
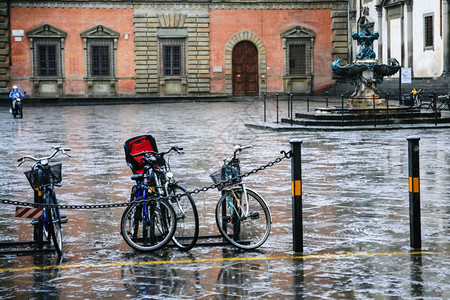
[232, 41, 259, 96]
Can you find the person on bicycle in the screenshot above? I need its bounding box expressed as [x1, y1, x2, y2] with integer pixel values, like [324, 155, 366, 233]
[9, 85, 25, 113]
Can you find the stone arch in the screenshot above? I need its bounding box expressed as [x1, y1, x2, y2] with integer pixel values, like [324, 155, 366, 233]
[224, 30, 267, 96]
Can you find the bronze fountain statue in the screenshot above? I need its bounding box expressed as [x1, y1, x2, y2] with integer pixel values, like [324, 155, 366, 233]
[332, 19, 400, 107]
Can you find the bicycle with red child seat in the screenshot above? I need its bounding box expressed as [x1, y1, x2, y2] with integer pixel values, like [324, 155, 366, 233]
[210, 145, 272, 250]
[120, 147, 199, 251]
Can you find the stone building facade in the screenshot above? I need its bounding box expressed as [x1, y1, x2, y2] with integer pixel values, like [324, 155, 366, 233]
[1, 0, 348, 98]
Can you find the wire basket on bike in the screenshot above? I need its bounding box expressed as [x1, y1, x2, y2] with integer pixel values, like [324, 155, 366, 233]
[24, 164, 62, 189]
[210, 162, 242, 191]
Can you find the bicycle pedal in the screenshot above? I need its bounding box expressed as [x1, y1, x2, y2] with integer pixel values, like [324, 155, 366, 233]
[222, 216, 231, 223]
[249, 212, 260, 220]
[60, 216, 68, 224]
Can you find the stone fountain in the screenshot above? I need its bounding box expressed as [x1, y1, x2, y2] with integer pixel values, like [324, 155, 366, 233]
[332, 20, 400, 107]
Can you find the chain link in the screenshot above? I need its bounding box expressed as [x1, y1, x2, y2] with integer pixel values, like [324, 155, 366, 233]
[1, 150, 292, 210]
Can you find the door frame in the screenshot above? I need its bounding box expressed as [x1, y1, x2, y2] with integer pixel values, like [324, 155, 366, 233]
[224, 30, 267, 96]
[232, 41, 259, 96]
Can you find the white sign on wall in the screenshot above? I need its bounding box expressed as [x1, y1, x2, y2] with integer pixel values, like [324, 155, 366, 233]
[401, 67, 412, 84]
[12, 30, 24, 36]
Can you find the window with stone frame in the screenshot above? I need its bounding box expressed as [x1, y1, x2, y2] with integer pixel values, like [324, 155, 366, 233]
[81, 25, 119, 79]
[287, 39, 312, 76]
[424, 14, 434, 50]
[35, 38, 61, 76]
[87, 38, 113, 77]
[160, 38, 186, 76]
[27, 24, 66, 79]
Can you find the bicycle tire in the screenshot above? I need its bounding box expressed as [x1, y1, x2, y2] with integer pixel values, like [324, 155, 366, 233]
[121, 198, 177, 252]
[168, 184, 199, 251]
[45, 190, 63, 255]
[215, 187, 271, 250]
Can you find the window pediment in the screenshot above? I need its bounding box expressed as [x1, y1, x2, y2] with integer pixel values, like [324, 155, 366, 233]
[381, 0, 405, 8]
[281, 26, 315, 39]
[27, 24, 67, 38]
[81, 25, 119, 39]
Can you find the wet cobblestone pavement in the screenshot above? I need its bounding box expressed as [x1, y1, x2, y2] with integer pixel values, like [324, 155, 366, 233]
[1, 99, 450, 299]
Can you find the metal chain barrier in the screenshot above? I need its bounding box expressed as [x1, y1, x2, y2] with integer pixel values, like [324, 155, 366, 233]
[0, 150, 292, 210]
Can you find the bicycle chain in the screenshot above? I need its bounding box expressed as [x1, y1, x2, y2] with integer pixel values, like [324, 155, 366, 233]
[0, 150, 292, 210]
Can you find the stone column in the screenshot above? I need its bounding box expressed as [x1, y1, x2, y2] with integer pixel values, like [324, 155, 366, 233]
[443, 0, 450, 75]
[375, 4, 383, 63]
[406, 0, 413, 70]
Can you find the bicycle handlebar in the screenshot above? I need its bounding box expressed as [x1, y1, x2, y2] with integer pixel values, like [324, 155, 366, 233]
[17, 146, 71, 166]
[131, 146, 184, 159]
[231, 145, 253, 161]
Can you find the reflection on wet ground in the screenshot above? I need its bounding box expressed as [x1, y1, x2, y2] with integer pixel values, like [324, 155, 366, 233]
[1, 100, 449, 298]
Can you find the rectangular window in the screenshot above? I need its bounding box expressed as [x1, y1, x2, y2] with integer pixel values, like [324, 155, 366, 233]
[160, 39, 185, 76]
[38, 45, 57, 76]
[91, 45, 110, 76]
[87, 39, 113, 77]
[424, 15, 434, 49]
[34, 39, 61, 77]
[163, 45, 181, 76]
[289, 44, 307, 75]
[287, 39, 311, 76]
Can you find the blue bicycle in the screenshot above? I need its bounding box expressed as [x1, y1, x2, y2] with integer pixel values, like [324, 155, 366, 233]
[18, 146, 71, 255]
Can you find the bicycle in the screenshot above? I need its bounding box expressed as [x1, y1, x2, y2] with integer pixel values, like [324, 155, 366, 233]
[210, 145, 272, 250]
[17, 146, 71, 255]
[121, 140, 198, 251]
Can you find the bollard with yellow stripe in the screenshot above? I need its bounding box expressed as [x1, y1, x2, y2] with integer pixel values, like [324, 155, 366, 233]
[290, 139, 303, 253]
[291, 180, 302, 196]
[407, 136, 421, 250]
[409, 176, 420, 193]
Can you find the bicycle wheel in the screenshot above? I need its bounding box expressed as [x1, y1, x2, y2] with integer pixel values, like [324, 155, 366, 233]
[45, 190, 63, 255]
[215, 187, 271, 250]
[121, 198, 177, 252]
[168, 184, 199, 251]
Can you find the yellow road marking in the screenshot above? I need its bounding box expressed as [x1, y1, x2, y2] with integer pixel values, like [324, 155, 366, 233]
[0, 250, 445, 273]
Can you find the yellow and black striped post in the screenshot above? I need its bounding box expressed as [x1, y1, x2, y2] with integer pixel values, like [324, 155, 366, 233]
[408, 136, 421, 249]
[290, 139, 303, 253]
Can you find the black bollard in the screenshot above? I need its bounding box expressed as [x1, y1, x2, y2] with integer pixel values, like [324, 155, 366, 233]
[326, 90, 329, 108]
[407, 136, 421, 249]
[385, 91, 389, 124]
[433, 90, 437, 126]
[290, 139, 303, 253]
[287, 93, 291, 118]
[306, 92, 310, 112]
[263, 93, 267, 122]
[290, 93, 294, 126]
[341, 93, 344, 126]
[276, 93, 279, 124]
[372, 94, 376, 127]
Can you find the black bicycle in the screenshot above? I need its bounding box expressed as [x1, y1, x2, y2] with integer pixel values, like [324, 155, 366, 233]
[121, 145, 199, 251]
[18, 146, 71, 255]
[210, 145, 272, 250]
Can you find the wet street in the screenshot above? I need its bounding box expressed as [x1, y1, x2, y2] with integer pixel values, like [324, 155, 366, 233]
[1, 99, 450, 299]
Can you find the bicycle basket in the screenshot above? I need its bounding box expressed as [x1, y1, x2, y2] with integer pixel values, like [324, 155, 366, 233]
[209, 162, 242, 191]
[24, 164, 62, 189]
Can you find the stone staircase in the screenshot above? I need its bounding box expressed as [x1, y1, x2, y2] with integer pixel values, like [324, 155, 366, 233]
[281, 106, 450, 127]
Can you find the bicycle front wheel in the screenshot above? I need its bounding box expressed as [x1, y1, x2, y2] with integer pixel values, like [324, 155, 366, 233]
[215, 187, 271, 250]
[45, 190, 63, 255]
[121, 199, 177, 252]
[168, 184, 199, 251]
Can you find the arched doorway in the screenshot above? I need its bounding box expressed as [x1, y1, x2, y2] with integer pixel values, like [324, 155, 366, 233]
[232, 41, 259, 96]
